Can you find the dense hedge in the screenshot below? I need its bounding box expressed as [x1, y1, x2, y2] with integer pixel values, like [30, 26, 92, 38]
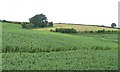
[79, 29, 118, 34]
[51, 28, 78, 33]
[51, 28, 118, 34]
[21, 23, 34, 29]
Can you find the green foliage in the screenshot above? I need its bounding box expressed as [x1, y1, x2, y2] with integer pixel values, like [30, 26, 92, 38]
[48, 22, 53, 27]
[29, 14, 48, 28]
[3, 23, 118, 53]
[111, 23, 117, 28]
[79, 29, 118, 34]
[97, 29, 105, 33]
[52, 28, 77, 33]
[2, 50, 118, 70]
[2, 23, 118, 70]
[89, 31, 94, 33]
[21, 23, 34, 29]
[21, 23, 27, 28]
[2, 20, 7, 22]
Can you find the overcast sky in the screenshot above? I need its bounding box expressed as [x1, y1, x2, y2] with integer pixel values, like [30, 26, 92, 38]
[0, 0, 119, 26]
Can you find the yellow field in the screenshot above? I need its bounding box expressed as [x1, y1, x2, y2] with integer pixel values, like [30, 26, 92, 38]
[33, 23, 118, 31]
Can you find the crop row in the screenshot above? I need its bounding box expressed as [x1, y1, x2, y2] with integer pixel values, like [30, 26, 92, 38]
[2, 30, 118, 53]
[2, 50, 118, 70]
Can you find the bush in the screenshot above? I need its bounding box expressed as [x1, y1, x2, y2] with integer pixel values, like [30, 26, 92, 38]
[2, 20, 7, 22]
[96, 29, 105, 33]
[51, 28, 77, 33]
[21, 23, 27, 28]
[50, 29, 53, 32]
[106, 30, 111, 33]
[21, 23, 34, 29]
[89, 31, 94, 33]
[48, 22, 53, 27]
[70, 28, 78, 33]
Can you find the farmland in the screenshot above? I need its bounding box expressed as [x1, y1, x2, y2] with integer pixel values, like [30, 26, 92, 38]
[34, 23, 118, 31]
[2, 23, 118, 70]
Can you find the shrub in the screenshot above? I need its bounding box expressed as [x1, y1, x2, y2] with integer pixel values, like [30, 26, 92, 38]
[2, 20, 7, 22]
[48, 22, 53, 27]
[71, 28, 78, 33]
[96, 29, 105, 33]
[106, 30, 111, 33]
[27, 24, 34, 29]
[50, 29, 53, 32]
[21, 23, 34, 29]
[52, 28, 77, 33]
[89, 31, 94, 33]
[21, 23, 27, 28]
[84, 31, 88, 33]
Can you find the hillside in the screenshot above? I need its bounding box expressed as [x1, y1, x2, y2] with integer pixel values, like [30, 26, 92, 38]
[34, 23, 118, 31]
[2, 23, 118, 70]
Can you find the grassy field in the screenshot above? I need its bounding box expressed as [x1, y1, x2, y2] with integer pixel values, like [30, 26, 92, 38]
[2, 23, 118, 70]
[34, 23, 118, 31]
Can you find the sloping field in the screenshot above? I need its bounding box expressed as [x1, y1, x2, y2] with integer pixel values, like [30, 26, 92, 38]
[2, 23, 118, 70]
[34, 23, 118, 31]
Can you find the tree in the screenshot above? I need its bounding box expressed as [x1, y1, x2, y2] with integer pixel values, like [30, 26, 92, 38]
[2, 20, 7, 22]
[29, 14, 48, 27]
[111, 23, 117, 28]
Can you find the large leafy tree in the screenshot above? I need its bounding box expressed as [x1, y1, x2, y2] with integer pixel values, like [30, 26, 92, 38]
[111, 23, 117, 28]
[29, 14, 48, 27]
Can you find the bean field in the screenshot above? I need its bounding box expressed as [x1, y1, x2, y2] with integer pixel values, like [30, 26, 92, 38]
[2, 23, 118, 70]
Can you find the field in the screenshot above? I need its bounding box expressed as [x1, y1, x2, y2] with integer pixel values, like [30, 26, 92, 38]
[34, 23, 118, 31]
[2, 23, 118, 70]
